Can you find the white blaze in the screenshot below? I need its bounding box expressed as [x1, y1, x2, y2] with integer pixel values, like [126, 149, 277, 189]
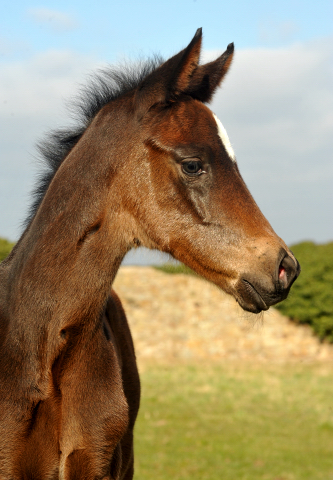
[212, 113, 236, 163]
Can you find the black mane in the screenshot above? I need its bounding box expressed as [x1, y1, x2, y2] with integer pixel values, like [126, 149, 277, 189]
[24, 56, 163, 228]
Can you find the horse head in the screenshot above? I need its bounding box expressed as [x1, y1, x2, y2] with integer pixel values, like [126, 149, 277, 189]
[94, 28, 300, 313]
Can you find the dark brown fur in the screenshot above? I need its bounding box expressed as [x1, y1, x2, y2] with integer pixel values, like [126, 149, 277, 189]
[0, 29, 299, 479]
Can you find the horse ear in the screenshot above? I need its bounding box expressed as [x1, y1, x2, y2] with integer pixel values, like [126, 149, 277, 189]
[184, 43, 234, 103]
[134, 28, 202, 117]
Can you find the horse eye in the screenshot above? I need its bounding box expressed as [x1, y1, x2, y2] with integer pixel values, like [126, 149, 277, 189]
[181, 160, 203, 176]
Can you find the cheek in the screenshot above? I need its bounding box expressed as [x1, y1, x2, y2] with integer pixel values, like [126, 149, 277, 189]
[149, 156, 179, 203]
[184, 181, 213, 222]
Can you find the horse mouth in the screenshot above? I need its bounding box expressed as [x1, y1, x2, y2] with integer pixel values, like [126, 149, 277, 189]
[237, 279, 269, 313]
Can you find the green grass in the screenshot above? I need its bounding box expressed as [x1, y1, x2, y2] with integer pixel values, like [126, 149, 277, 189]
[154, 263, 195, 275]
[134, 363, 333, 480]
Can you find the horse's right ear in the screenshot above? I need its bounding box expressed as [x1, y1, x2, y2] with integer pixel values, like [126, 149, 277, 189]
[184, 43, 234, 103]
[134, 28, 203, 118]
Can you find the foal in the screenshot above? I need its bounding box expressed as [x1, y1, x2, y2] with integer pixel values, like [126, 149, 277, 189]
[0, 29, 299, 479]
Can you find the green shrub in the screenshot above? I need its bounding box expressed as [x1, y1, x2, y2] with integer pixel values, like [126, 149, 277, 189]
[275, 241, 333, 342]
[0, 237, 15, 262]
[154, 263, 195, 275]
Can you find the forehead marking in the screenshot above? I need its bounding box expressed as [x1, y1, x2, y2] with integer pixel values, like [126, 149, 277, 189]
[212, 113, 236, 163]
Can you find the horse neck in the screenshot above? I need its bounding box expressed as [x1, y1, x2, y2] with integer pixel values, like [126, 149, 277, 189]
[0, 112, 136, 394]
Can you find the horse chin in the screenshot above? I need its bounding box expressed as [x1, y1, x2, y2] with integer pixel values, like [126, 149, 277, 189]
[234, 290, 269, 314]
[237, 279, 270, 313]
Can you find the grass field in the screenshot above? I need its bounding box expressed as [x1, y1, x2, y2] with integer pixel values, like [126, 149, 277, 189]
[134, 363, 333, 480]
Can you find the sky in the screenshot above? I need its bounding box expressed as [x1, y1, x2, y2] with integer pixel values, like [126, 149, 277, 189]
[0, 0, 332, 265]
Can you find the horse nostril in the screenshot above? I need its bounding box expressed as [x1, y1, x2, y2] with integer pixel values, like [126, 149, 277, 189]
[278, 262, 288, 289]
[278, 264, 287, 285]
[278, 253, 299, 289]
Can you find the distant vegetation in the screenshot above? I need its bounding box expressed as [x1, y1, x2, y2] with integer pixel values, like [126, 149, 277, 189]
[155, 263, 194, 275]
[156, 241, 333, 343]
[0, 237, 15, 262]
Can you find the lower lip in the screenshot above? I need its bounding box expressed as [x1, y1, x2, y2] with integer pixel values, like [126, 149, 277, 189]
[242, 280, 269, 312]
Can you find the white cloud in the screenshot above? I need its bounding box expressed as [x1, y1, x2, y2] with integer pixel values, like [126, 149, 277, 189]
[0, 39, 332, 249]
[28, 8, 78, 32]
[0, 51, 100, 240]
[0, 50, 99, 118]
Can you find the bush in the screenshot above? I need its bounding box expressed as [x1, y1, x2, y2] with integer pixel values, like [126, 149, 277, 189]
[275, 241, 333, 342]
[0, 237, 15, 262]
[154, 263, 195, 275]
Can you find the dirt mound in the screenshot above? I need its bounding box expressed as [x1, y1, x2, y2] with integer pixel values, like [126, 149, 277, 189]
[113, 266, 333, 364]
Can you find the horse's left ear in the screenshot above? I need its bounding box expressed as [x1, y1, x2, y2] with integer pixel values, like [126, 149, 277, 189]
[134, 28, 202, 117]
[184, 43, 234, 103]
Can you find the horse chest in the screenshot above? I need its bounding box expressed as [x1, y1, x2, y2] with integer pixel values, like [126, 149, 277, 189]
[0, 332, 129, 480]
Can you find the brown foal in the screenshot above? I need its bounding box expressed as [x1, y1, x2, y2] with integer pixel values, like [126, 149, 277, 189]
[0, 29, 299, 479]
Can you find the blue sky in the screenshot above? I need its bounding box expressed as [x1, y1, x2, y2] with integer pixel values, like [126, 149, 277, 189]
[0, 1, 332, 264]
[2, 0, 332, 61]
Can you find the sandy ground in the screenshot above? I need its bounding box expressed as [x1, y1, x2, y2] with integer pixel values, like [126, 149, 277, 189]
[113, 266, 333, 365]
